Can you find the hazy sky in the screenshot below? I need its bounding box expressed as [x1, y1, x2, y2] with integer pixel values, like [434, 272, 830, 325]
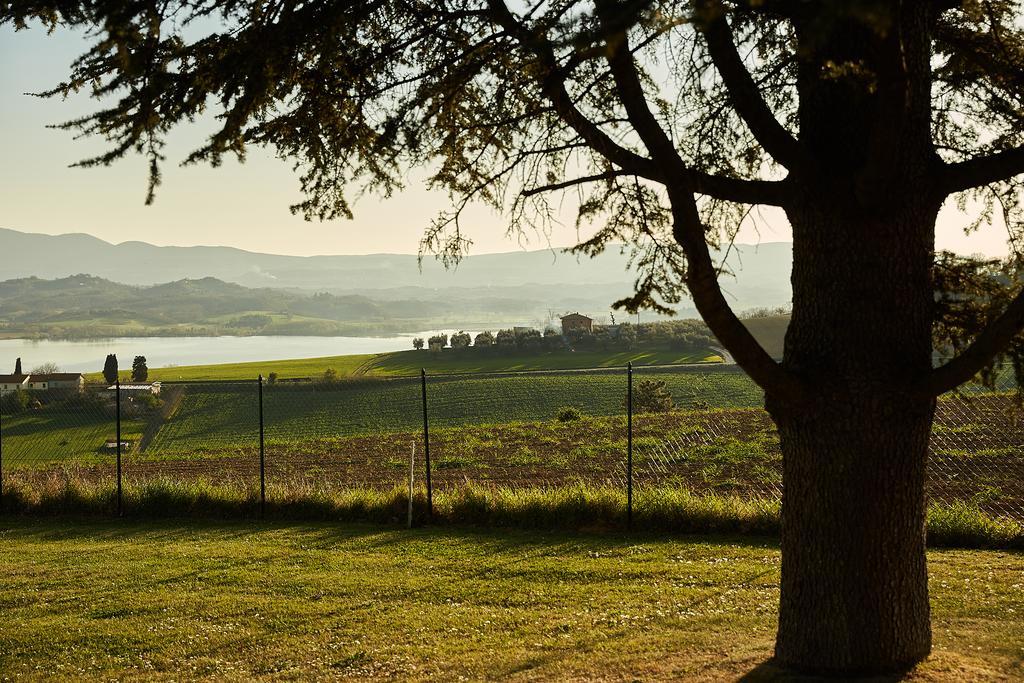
[0, 24, 1012, 258]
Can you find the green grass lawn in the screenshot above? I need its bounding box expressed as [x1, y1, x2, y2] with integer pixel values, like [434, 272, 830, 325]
[0, 397, 146, 467]
[112, 353, 380, 382]
[0, 519, 1021, 681]
[90, 345, 721, 383]
[365, 347, 721, 376]
[741, 315, 789, 360]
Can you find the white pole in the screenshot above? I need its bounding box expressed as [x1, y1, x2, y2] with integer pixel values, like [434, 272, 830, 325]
[408, 442, 415, 529]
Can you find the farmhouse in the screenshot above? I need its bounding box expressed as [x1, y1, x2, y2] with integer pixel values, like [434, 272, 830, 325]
[0, 373, 84, 394]
[27, 373, 86, 392]
[560, 313, 593, 335]
[0, 374, 28, 394]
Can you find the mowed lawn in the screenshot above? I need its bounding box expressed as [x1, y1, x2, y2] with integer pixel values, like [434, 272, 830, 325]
[112, 353, 380, 382]
[90, 346, 721, 382]
[364, 347, 721, 376]
[1, 520, 1022, 681]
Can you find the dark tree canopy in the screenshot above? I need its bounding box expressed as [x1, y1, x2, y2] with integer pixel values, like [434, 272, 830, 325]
[6, 0, 1024, 673]
[131, 355, 148, 382]
[102, 353, 118, 385]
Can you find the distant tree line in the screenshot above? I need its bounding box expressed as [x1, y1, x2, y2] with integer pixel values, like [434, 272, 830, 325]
[738, 305, 791, 319]
[412, 320, 718, 355]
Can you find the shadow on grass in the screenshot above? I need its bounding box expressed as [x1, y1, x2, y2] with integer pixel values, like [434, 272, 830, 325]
[739, 659, 919, 682]
[0, 514, 781, 554]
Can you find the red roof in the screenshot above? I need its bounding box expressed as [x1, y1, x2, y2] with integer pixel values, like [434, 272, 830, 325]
[0, 374, 27, 384]
[560, 313, 593, 321]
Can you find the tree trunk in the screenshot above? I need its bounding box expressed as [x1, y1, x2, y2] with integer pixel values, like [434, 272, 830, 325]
[767, 180, 942, 672]
[768, 194, 940, 671]
[771, 391, 935, 673]
[763, 5, 944, 672]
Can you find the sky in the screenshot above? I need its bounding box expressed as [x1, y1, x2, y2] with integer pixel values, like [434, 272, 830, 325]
[0, 24, 1013, 258]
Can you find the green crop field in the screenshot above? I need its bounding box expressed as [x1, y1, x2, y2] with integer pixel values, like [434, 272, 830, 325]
[86, 345, 722, 383]
[3, 367, 761, 467]
[137, 368, 763, 457]
[1, 395, 146, 467]
[106, 353, 380, 382]
[364, 347, 721, 376]
[1, 518, 1021, 681]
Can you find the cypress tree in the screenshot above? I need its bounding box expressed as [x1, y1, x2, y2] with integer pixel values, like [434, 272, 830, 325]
[131, 356, 148, 382]
[102, 354, 118, 385]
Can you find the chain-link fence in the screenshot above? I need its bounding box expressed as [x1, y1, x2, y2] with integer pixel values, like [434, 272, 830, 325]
[0, 364, 1019, 521]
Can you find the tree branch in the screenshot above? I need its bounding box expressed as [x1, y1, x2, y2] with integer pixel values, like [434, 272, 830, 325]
[520, 170, 627, 197]
[941, 146, 1024, 194]
[670, 194, 808, 405]
[486, 0, 659, 180]
[925, 287, 1024, 395]
[488, 0, 792, 209]
[520, 165, 788, 203]
[698, 3, 803, 170]
[595, 3, 806, 405]
[692, 173, 790, 205]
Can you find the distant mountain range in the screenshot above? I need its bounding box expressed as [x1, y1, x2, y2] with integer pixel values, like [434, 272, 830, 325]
[0, 228, 793, 336]
[3, 273, 644, 338]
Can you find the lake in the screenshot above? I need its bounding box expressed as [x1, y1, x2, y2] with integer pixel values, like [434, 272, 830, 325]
[0, 331, 482, 374]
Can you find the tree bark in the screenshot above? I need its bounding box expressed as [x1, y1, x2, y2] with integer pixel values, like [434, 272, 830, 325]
[768, 194, 940, 671]
[767, 183, 942, 672]
[770, 390, 935, 673]
[759, 4, 944, 671]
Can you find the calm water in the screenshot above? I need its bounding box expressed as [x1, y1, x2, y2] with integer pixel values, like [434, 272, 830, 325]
[0, 332, 481, 374]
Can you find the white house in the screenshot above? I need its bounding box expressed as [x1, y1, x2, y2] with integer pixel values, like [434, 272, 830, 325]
[0, 373, 84, 394]
[26, 373, 86, 392]
[0, 374, 28, 395]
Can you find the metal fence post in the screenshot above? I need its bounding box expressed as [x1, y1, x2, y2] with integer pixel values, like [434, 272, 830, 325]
[258, 374, 266, 519]
[421, 368, 433, 519]
[116, 379, 123, 517]
[627, 362, 633, 531]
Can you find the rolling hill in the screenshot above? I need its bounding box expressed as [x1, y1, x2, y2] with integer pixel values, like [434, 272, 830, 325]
[0, 226, 792, 308]
[0, 228, 794, 337]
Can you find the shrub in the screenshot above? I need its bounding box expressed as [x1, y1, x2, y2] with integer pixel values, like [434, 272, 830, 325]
[473, 331, 495, 347]
[450, 331, 472, 349]
[515, 329, 543, 351]
[566, 328, 595, 350]
[267, 372, 278, 385]
[1, 388, 31, 413]
[543, 328, 565, 351]
[139, 393, 162, 411]
[315, 368, 340, 389]
[225, 313, 272, 329]
[630, 379, 674, 413]
[495, 329, 516, 352]
[413, 337, 424, 350]
[556, 406, 584, 422]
